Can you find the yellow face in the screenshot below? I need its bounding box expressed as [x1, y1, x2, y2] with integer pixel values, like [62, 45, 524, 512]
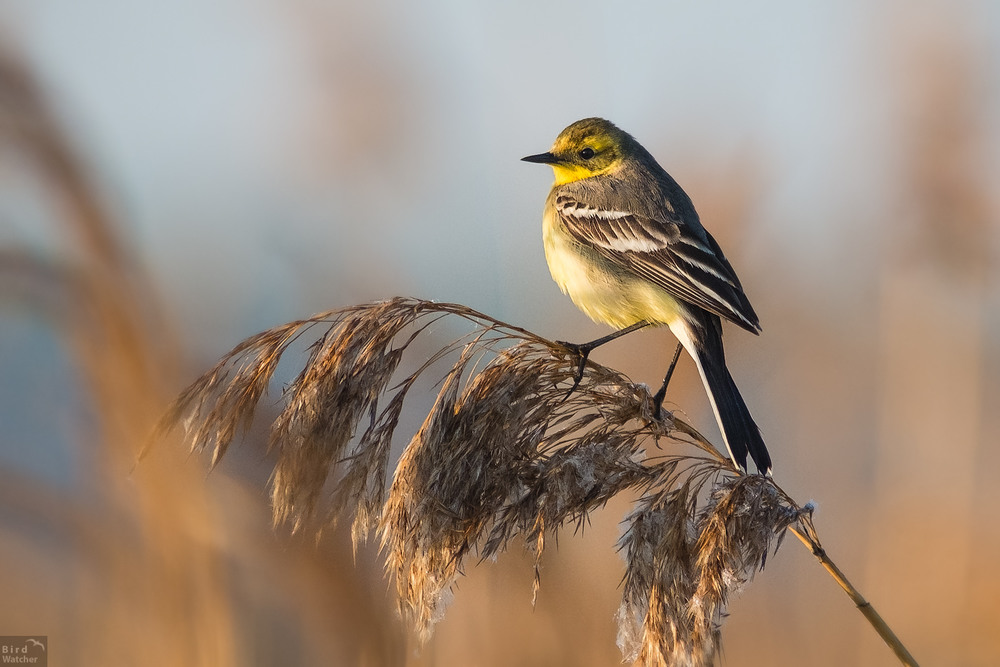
[523, 117, 627, 185]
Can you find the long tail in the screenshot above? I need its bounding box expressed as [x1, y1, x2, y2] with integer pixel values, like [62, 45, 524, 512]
[669, 311, 772, 474]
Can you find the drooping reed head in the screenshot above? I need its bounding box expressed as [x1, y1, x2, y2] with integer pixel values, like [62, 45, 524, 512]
[160, 297, 805, 663]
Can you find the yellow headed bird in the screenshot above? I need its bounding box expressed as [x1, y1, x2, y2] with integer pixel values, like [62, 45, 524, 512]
[523, 118, 771, 474]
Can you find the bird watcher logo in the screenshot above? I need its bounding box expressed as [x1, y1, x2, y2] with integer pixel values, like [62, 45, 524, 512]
[0, 637, 46, 665]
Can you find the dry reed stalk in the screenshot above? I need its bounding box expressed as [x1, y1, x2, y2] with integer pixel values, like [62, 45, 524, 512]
[160, 296, 917, 665]
[788, 515, 919, 667]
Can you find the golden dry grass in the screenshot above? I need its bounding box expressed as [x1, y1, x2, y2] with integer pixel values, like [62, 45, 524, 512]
[159, 296, 822, 665]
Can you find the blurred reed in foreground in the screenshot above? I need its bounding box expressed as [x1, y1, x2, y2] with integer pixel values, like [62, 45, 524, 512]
[0, 44, 399, 666]
[159, 297, 912, 666]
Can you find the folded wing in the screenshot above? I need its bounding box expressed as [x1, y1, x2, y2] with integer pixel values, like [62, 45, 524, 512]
[554, 194, 761, 334]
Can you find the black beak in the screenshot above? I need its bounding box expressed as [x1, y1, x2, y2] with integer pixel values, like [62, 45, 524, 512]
[521, 151, 559, 164]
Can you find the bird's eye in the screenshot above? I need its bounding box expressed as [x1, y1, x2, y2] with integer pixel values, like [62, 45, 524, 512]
[578, 147, 595, 160]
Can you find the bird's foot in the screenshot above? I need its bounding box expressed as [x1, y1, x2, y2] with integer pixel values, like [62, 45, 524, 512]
[650, 342, 683, 420]
[556, 340, 593, 401]
[650, 383, 667, 420]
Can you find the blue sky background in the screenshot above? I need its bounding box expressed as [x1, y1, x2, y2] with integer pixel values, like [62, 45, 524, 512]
[4, 0, 994, 342]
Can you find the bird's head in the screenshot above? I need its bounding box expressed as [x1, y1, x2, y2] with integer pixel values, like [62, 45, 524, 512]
[522, 117, 630, 185]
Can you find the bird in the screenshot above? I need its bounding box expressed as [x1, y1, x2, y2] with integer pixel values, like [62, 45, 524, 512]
[25, 638, 45, 651]
[522, 117, 771, 474]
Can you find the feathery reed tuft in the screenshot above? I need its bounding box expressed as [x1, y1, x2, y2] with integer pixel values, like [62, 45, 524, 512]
[159, 298, 846, 663]
[616, 474, 806, 666]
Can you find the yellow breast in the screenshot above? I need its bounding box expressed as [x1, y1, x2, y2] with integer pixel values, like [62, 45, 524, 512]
[541, 204, 685, 330]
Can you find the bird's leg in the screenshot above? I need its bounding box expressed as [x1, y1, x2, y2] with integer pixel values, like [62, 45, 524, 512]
[557, 320, 650, 399]
[651, 342, 684, 419]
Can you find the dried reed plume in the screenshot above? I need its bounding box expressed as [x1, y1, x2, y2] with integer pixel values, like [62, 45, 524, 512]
[160, 297, 916, 666]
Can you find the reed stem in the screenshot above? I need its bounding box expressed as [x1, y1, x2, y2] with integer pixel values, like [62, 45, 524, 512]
[789, 514, 919, 667]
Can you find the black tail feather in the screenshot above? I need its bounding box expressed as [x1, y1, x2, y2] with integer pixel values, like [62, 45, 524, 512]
[689, 313, 771, 474]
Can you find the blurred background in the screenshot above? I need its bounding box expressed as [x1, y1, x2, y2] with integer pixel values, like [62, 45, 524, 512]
[0, 0, 998, 665]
